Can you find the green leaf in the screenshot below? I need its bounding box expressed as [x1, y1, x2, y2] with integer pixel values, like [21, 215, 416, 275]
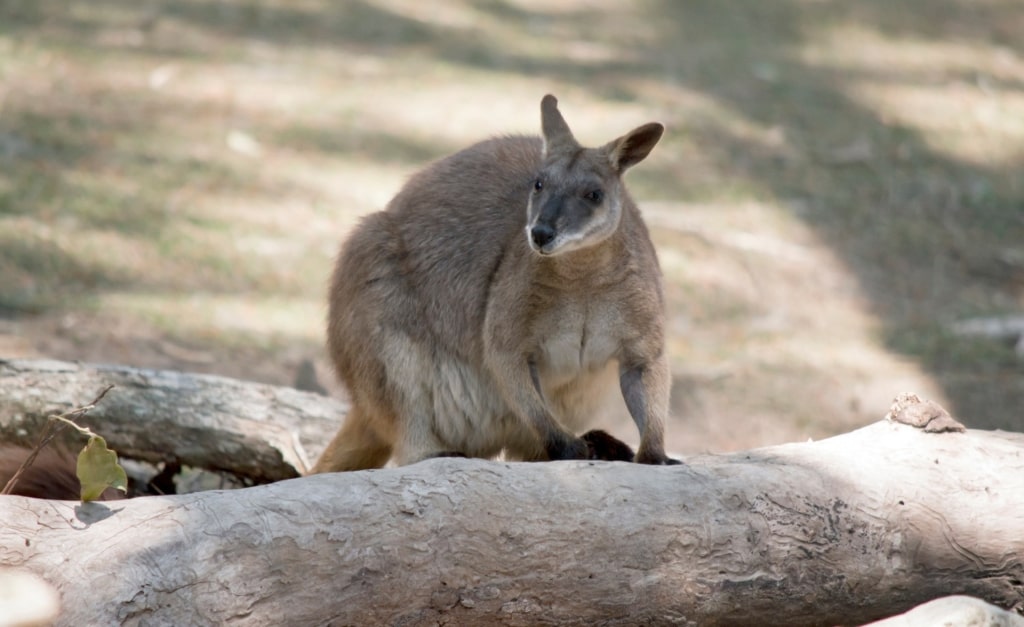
[76, 435, 128, 502]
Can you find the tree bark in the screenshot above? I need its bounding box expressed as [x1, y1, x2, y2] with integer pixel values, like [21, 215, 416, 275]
[1, 415, 1022, 626]
[0, 358, 341, 479]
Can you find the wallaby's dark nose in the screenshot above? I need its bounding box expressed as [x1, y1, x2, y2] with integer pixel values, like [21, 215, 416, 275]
[531, 224, 555, 248]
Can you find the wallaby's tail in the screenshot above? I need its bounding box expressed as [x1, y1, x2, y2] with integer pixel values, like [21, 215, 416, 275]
[310, 404, 394, 473]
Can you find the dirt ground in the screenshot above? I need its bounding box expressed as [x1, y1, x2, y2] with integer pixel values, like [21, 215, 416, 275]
[1, 0, 1021, 456]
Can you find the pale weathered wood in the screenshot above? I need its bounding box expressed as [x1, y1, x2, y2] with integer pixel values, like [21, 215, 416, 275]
[0, 359, 342, 479]
[0, 569, 60, 627]
[864, 595, 1024, 627]
[1, 419, 1021, 626]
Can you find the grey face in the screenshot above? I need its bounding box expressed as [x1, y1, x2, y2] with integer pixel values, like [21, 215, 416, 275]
[525, 153, 622, 256]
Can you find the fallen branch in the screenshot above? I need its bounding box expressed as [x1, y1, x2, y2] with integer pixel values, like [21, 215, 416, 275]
[1, 384, 113, 496]
[0, 359, 342, 480]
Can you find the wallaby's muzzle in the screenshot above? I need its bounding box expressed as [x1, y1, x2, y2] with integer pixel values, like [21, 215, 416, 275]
[526, 196, 565, 255]
[530, 223, 556, 251]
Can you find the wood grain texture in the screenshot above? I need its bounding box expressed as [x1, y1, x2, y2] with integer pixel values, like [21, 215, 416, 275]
[0, 358, 341, 479]
[1, 419, 1021, 626]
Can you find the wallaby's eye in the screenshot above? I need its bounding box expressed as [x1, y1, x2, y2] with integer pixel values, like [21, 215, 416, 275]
[585, 189, 603, 203]
[533, 179, 543, 192]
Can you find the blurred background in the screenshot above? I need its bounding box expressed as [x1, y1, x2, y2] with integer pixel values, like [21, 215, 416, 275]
[0, 0, 1021, 454]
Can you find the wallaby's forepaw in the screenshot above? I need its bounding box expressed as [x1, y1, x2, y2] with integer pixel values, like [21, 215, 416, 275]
[635, 451, 683, 465]
[581, 430, 635, 462]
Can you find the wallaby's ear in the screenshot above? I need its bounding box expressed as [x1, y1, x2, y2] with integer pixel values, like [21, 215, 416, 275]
[604, 122, 664, 174]
[540, 94, 580, 156]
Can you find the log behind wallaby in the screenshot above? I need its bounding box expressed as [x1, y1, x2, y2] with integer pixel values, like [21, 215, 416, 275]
[313, 95, 677, 472]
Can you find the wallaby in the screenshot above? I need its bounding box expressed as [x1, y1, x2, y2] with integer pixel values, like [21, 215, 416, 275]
[312, 95, 678, 472]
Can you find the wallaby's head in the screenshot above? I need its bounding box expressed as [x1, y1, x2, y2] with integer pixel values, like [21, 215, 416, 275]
[526, 95, 663, 256]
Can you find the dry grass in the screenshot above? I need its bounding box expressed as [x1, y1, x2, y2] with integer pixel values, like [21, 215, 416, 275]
[1, 0, 1021, 453]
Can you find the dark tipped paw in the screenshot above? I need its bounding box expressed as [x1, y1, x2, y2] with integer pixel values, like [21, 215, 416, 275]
[545, 436, 591, 461]
[635, 452, 683, 466]
[581, 430, 635, 462]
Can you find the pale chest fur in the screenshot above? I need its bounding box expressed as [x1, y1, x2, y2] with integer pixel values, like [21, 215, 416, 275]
[533, 298, 624, 388]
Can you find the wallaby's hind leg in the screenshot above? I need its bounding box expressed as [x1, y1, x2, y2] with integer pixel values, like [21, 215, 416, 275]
[311, 405, 394, 473]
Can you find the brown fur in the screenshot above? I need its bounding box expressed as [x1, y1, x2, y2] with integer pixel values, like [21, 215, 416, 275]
[313, 95, 677, 472]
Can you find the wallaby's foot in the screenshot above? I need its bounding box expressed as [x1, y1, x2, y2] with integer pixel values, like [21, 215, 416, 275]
[581, 430, 635, 462]
[544, 435, 591, 461]
[635, 449, 683, 465]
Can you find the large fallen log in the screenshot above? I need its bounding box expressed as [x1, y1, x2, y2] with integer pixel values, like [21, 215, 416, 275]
[0, 358, 341, 479]
[1, 403, 1022, 626]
